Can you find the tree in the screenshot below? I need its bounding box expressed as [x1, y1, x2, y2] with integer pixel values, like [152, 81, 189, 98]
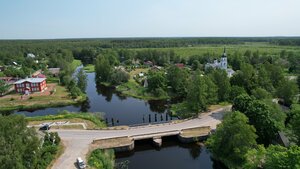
[257, 65, 274, 92]
[206, 111, 258, 168]
[276, 79, 299, 106]
[205, 76, 218, 104]
[95, 55, 112, 82]
[0, 115, 40, 168]
[251, 87, 272, 100]
[289, 104, 300, 145]
[76, 68, 87, 93]
[167, 66, 189, 97]
[110, 69, 130, 85]
[245, 145, 300, 169]
[298, 75, 300, 91]
[230, 63, 257, 93]
[209, 69, 231, 102]
[229, 85, 247, 101]
[186, 74, 207, 112]
[0, 80, 10, 96]
[147, 71, 167, 96]
[233, 95, 284, 144]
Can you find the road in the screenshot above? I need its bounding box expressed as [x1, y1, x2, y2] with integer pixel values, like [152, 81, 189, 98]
[51, 105, 231, 169]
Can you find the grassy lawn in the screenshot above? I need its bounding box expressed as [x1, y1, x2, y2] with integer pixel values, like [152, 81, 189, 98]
[71, 59, 82, 70]
[27, 111, 106, 129]
[83, 64, 95, 73]
[0, 83, 85, 111]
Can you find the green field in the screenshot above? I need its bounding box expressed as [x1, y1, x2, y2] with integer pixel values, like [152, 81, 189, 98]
[131, 43, 300, 58]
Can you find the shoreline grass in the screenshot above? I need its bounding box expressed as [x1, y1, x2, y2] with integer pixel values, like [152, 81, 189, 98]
[83, 64, 95, 73]
[27, 111, 106, 129]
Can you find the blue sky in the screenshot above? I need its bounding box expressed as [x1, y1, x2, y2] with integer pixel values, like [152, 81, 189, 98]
[0, 0, 300, 39]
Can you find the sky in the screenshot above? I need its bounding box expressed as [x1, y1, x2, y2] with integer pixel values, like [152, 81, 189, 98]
[0, 0, 300, 39]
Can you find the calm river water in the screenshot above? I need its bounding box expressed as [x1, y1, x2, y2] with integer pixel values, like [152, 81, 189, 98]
[14, 72, 225, 169]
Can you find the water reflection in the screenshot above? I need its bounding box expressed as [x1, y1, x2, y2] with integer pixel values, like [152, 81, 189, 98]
[115, 136, 227, 169]
[14, 73, 176, 125]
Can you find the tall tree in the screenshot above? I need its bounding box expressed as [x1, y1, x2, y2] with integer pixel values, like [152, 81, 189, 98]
[206, 111, 258, 168]
[289, 104, 300, 145]
[76, 68, 87, 93]
[187, 74, 208, 112]
[167, 65, 189, 97]
[0, 115, 40, 169]
[95, 55, 112, 82]
[0, 80, 10, 96]
[209, 69, 231, 102]
[276, 79, 299, 106]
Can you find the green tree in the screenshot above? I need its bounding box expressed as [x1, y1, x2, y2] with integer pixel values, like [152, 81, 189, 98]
[244, 145, 300, 169]
[0, 115, 40, 169]
[95, 55, 113, 82]
[206, 111, 258, 168]
[205, 76, 218, 104]
[187, 74, 208, 112]
[229, 85, 247, 101]
[0, 80, 10, 96]
[230, 63, 257, 93]
[76, 68, 87, 93]
[257, 65, 274, 92]
[276, 79, 299, 106]
[251, 87, 272, 100]
[110, 69, 130, 85]
[147, 71, 167, 92]
[209, 69, 231, 102]
[167, 65, 189, 97]
[289, 104, 300, 145]
[297, 75, 300, 91]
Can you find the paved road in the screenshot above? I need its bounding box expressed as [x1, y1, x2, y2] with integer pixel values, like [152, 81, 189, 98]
[51, 106, 231, 169]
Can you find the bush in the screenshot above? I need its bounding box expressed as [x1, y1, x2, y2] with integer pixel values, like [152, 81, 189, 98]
[88, 149, 115, 169]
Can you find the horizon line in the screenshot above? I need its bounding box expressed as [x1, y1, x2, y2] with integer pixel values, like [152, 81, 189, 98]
[1, 35, 300, 41]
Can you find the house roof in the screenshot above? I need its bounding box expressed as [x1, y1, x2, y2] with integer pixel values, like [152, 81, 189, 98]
[48, 68, 60, 74]
[14, 78, 46, 84]
[175, 63, 185, 68]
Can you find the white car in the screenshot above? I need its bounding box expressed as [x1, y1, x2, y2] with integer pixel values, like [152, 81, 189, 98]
[76, 157, 86, 169]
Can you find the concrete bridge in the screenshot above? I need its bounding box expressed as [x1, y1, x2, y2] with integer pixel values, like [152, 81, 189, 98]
[52, 105, 231, 169]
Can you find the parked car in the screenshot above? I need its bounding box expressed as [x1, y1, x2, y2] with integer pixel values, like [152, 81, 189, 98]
[39, 124, 51, 131]
[77, 157, 86, 169]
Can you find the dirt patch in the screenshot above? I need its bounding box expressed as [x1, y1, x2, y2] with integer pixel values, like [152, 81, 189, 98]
[180, 126, 211, 138]
[91, 136, 133, 149]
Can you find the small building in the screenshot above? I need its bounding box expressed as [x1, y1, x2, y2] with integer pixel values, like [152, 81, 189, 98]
[151, 65, 162, 71]
[175, 63, 185, 68]
[48, 68, 60, 77]
[0, 66, 5, 72]
[144, 61, 153, 67]
[0, 77, 13, 83]
[32, 74, 46, 78]
[27, 53, 36, 58]
[14, 78, 47, 94]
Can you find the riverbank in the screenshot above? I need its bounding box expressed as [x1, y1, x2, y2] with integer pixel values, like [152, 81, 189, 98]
[0, 83, 86, 112]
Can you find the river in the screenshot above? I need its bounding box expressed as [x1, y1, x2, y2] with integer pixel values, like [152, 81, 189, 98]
[15, 72, 225, 169]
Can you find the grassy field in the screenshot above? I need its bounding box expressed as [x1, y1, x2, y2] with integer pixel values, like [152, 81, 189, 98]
[71, 59, 82, 70]
[0, 83, 85, 111]
[83, 64, 95, 73]
[27, 111, 106, 129]
[131, 43, 300, 58]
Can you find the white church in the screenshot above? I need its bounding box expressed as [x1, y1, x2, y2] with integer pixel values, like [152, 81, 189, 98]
[205, 48, 235, 77]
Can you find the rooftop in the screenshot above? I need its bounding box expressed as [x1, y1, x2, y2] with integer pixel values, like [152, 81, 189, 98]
[14, 78, 46, 84]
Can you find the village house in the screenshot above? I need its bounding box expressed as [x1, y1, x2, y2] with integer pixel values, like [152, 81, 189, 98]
[0, 66, 5, 72]
[48, 68, 60, 77]
[14, 77, 47, 94]
[175, 63, 185, 68]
